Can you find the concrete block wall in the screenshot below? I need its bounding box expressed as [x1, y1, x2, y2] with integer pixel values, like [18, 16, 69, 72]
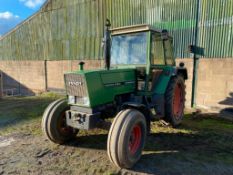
[0, 60, 103, 95]
[0, 59, 232, 111]
[0, 61, 46, 95]
[196, 59, 233, 110]
[19, 61, 46, 94]
[176, 58, 233, 110]
[47, 60, 103, 91]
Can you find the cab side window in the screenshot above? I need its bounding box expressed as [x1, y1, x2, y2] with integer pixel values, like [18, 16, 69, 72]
[164, 39, 175, 65]
[151, 33, 165, 65]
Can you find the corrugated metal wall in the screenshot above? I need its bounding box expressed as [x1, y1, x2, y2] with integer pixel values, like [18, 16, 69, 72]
[0, 0, 232, 61]
[198, 0, 233, 58]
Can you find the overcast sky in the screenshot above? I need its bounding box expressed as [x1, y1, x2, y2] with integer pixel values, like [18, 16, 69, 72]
[0, 0, 46, 37]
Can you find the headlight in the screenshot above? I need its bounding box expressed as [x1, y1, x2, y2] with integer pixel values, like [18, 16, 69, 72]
[68, 95, 90, 106]
[82, 97, 90, 106]
[68, 95, 75, 104]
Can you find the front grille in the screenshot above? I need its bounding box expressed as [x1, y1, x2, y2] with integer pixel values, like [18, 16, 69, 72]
[64, 74, 87, 97]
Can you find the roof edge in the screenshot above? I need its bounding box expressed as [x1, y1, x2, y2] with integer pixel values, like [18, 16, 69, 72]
[111, 24, 162, 35]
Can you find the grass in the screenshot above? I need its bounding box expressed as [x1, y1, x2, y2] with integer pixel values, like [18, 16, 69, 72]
[183, 113, 233, 132]
[146, 114, 233, 167]
[0, 92, 63, 136]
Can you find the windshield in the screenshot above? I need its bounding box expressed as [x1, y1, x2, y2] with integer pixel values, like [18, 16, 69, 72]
[111, 32, 147, 65]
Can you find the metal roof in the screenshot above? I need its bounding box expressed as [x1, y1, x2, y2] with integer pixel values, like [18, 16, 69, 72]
[111, 24, 162, 35]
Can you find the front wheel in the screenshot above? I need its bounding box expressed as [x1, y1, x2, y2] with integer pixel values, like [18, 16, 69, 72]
[41, 99, 78, 144]
[107, 109, 147, 169]
[165, 75, 185, 127]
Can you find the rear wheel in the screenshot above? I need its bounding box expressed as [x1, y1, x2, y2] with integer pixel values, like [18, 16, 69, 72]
[107, 109, 147, 168]
[165, 76, 185, 127]
[41, 99, 78, 144]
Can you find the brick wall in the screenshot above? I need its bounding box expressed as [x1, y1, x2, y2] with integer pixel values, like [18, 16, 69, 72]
[0, 59, 232, 110]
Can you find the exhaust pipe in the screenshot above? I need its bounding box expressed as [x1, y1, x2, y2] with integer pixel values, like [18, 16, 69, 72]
[79, 61, 85, 71]
[103, 19, 111, 70]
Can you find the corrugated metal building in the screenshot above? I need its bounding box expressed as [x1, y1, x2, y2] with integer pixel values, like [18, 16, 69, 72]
[0, 0, 232, 61]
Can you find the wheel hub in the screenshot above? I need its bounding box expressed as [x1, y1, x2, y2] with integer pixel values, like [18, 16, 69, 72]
[57, 113, 73, 135]
[128, 124, 142, 155]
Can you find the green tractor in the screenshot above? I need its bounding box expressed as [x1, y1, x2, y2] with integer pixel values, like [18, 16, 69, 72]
[42, 21, 187, 168]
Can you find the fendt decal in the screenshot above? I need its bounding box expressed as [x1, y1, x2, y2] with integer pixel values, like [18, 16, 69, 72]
[104, 81, 135, 87]
[68, 81, 83, 86]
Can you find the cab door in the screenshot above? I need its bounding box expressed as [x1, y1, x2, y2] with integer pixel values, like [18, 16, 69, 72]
[148, 32, 175, 118]
[149, 32, 175, 93]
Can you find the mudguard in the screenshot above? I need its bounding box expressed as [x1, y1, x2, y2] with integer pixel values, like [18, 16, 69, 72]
[151, 66, 188, 119]
[121, 102, 151, 133]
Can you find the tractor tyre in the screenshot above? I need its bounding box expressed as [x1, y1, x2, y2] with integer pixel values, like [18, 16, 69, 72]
[165, 75, 185, 127]
[41, 99, 78, 144]
[107, 109, 147, 169]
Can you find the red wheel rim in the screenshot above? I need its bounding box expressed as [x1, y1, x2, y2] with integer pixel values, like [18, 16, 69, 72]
[57, 112, 73, 135]
[173, 83, 184, 119]
[128, 124, 142, 155]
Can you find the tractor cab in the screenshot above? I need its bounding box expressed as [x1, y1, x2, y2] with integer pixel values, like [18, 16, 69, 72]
[108, 25, 186, 95]
[110, 24, 174, 68]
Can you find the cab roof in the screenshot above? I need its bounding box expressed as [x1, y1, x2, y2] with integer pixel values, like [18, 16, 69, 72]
[111, 24, 162, 35]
